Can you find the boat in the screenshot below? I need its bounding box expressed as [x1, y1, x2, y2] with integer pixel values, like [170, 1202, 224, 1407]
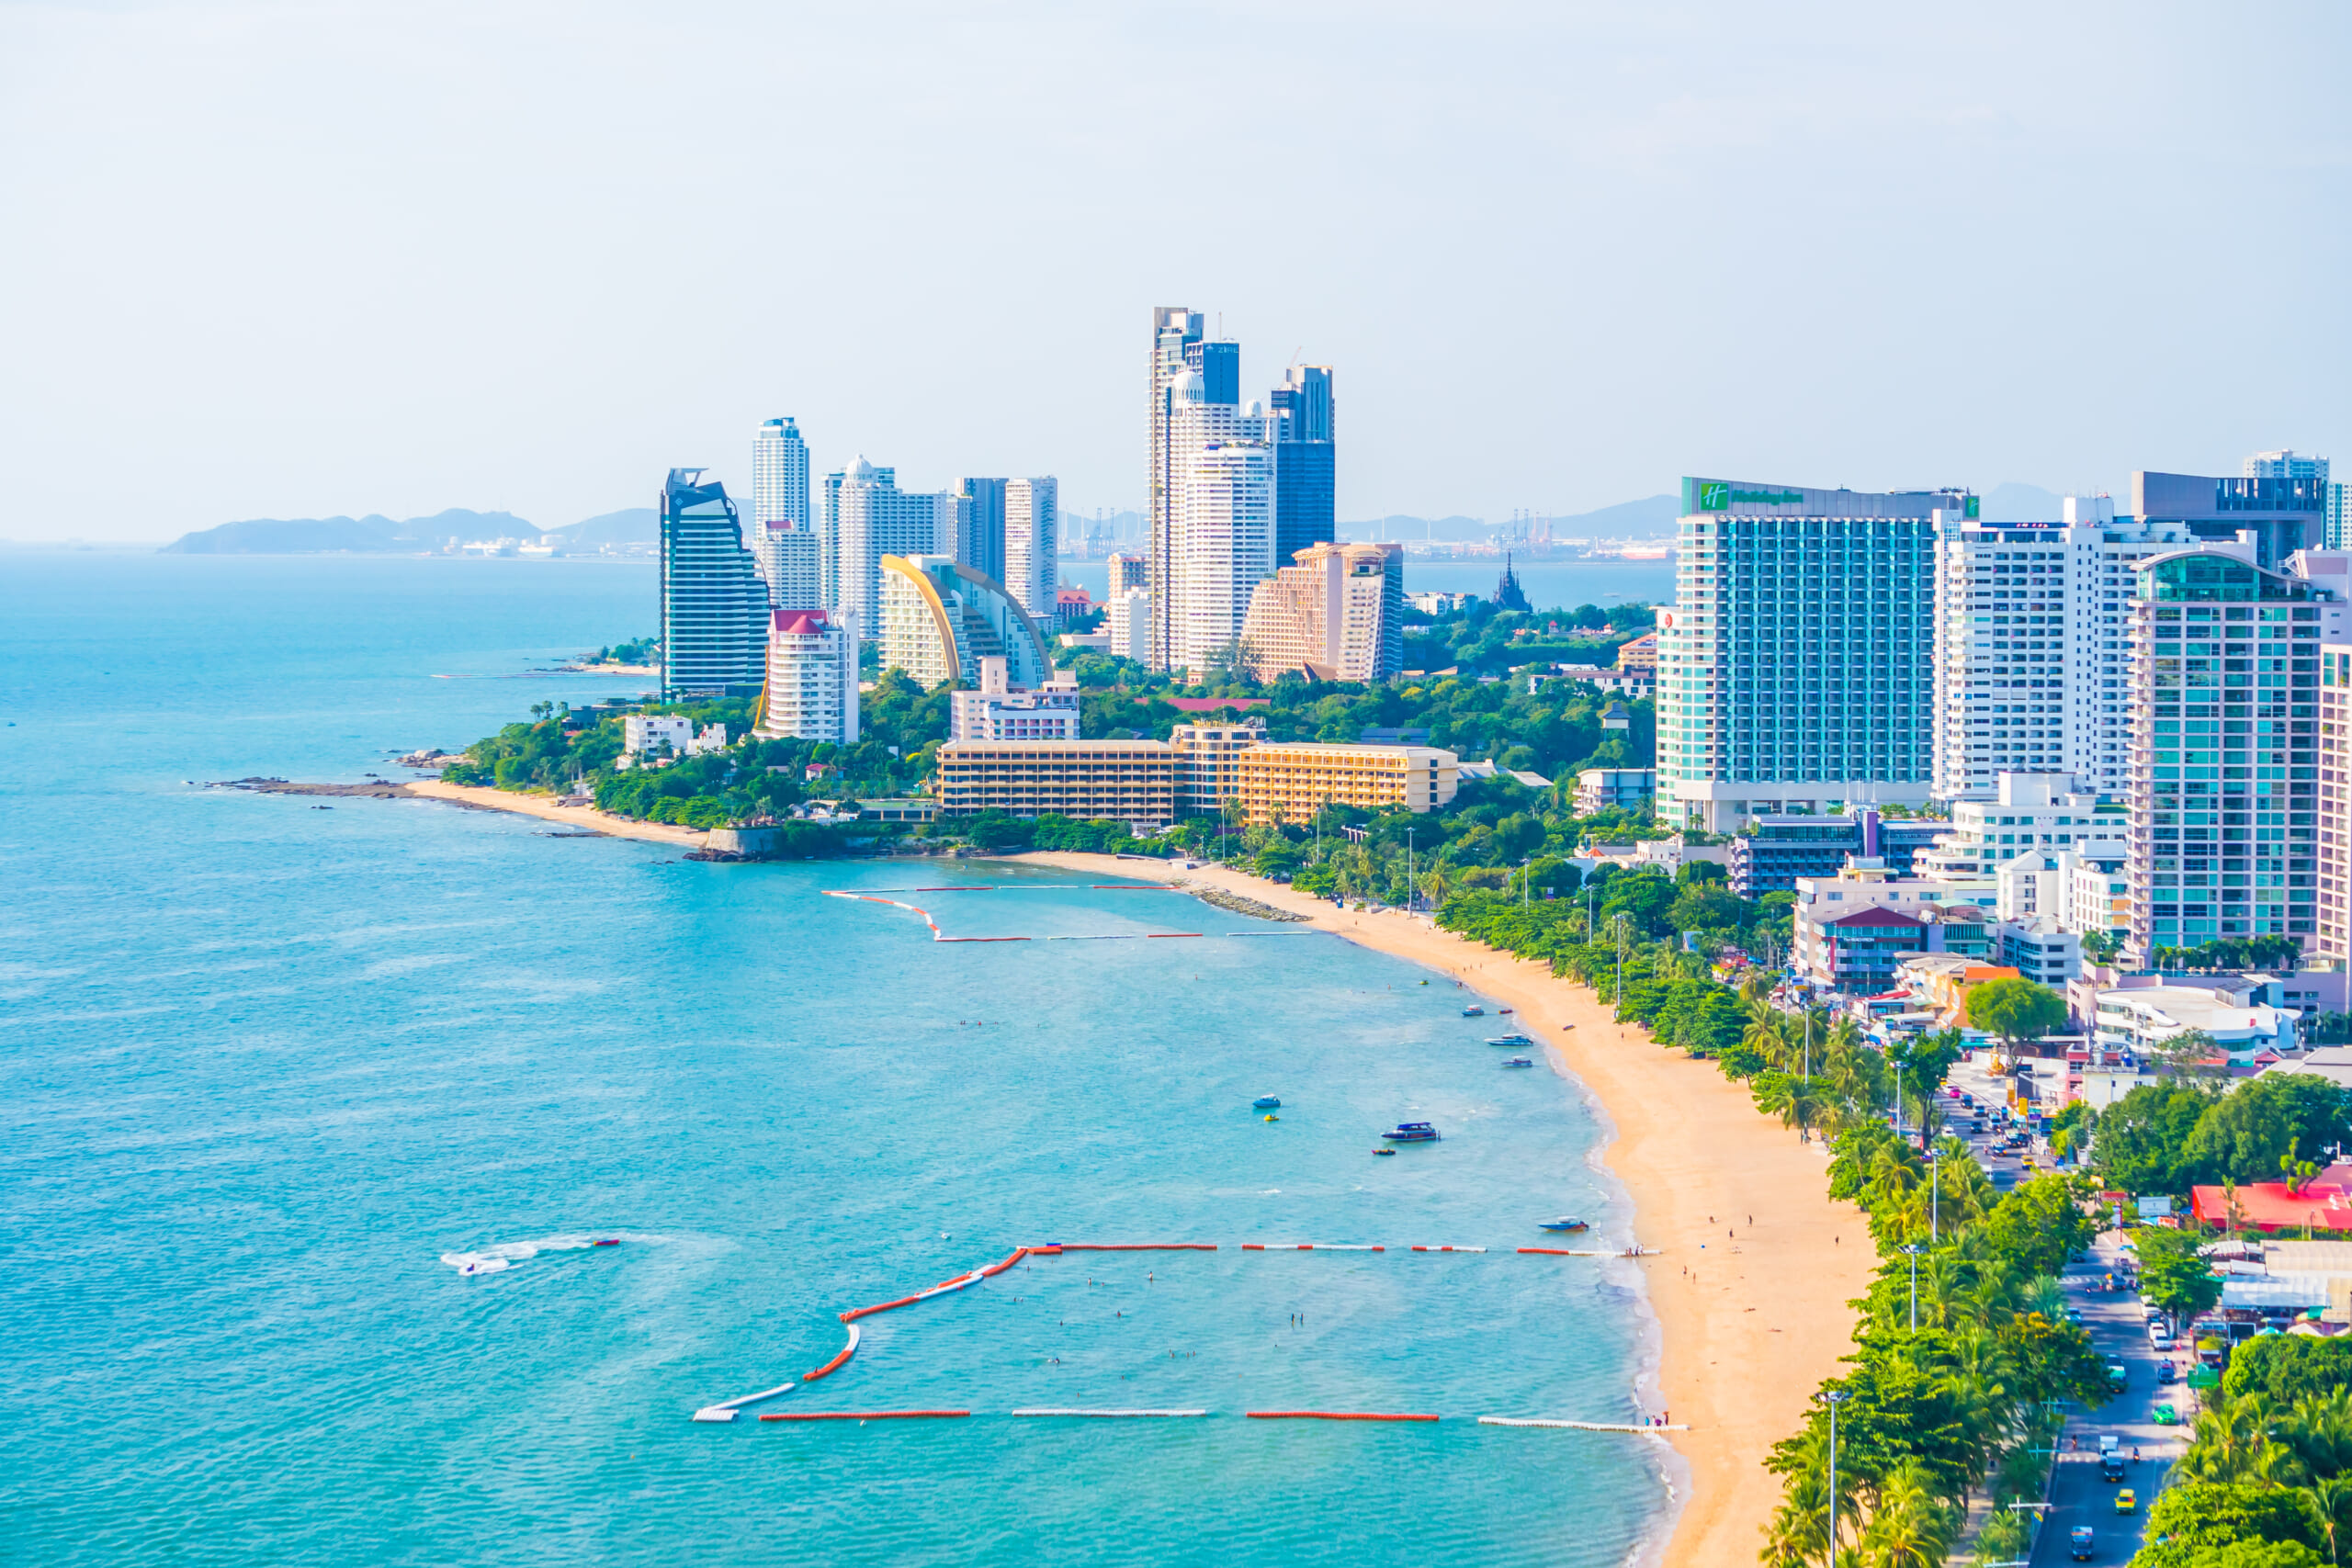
[1461, 1005, 1485, 1017]
[593, 1238, 621, 1247]
[1263, 1113, 1279, 1122]
[1538, 1218, 1589, 1233]
[1383, 1122, 1440, 1143]
[1501, 1057, 1532, 1068]
[1486, 1035, 1535, 1047]
[1373, 1147, 1396, 1156]
[1498, 1007, 1513, 1015]
[1252, 1095, 1281, 1110]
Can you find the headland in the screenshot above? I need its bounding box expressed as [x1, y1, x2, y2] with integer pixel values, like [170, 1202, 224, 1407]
[1023, 850, 1871, 1568]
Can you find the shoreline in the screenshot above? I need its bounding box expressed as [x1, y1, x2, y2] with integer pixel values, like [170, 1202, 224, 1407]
[403, 780, 709, 848]
[1023, 851, 1869, 1568]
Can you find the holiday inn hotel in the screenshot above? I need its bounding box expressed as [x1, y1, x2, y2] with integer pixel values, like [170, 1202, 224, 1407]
[1657, 477, 1974, 832]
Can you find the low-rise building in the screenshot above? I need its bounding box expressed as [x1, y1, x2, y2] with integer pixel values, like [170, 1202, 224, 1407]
[949, 657, 1080, 742]
[1543, 665, 1656, 698]
[1996, 916, 2082, 986]
[1458, 760, 1553, 789]
[1237, 740, 1458, 823]
[2089, 976, 2297, 1066]
[1575, 768, 1656, 815]
[1104, 587, 1151, 664]
[934, 739, 1176, 827]
[1615, 631, 1657, 672]
[1911, 772, 2126, 881]
[1728, 810, 1949, 898]
[1796, 904, 1996, 995]
[623, 715, 693, 757]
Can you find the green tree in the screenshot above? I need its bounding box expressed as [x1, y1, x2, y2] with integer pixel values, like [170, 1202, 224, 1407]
[2091, 1081, 2214, 1196]
[2135, 1483, 2325, 1566]
[1964, 976, 2067, 1055]
[2139, 1225, 2224, 1334]
[2182, 1077, 2352, 1188]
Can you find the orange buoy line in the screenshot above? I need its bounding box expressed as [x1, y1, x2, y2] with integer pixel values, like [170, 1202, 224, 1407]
[1241, 1243, 1385, 1252]
[1052, 1243, 1216, 1252]
[802, 1323, 860, 1382]
[761, 1410, 970, 1422]
[1247, 1411, 1439, 1422]
[1408, 1246, 1488, 1253]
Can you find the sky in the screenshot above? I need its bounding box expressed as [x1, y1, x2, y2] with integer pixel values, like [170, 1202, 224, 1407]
[2, 2, 2346, 543]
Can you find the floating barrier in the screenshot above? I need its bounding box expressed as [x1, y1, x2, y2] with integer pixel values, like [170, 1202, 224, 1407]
[690, 1380, 799, 1423]
[761, 1410, 970, 1422]
[1052, 1243, 1216, 1253]
[1241, 1244, 1385, 1252]
[1516, 1247, 1655, 1258]
[1408, 1246, 1487, 1254]
[1011, 1408, 1210, 1418]
[1477, 1416, 1689, 1432]
[1247, 1411, 1438, 1423]
[803, 1323, 861, 1382]
[1145, 931, 1203, 939]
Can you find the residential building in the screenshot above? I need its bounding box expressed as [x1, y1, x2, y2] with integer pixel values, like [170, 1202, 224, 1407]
[1268, 363, 1335, 567]
[1148, 307, 1209, 672]
[1169, 720, 1263, 817]
[2070, 856, 2133, 936]
[1170, 423, 1275, 677]
[2326, 643, 2352, 965]
[1053, 586, 1092, 627]
[1236, 741, 1459, 824]
[757, 415, 823, 602]
[2090, 976, 2295, 1065]
[1996, 917, 2081, 986]
[1408, 591, 1476, 616]
[2137, 468, 2329, 571]
[949, 657, 1080, 742]
[1995, 846, 2118, 928]
[1793, 897, 1996, 995]
[1105, 587, 1150, 663]
[1726, 809, 1950, 898]
[753, 608, 859, 744]
[935, 739, 1177, 827]
[623, 715, 694, 757]
[958, 477, 1009, 586]
[2124, 545, 2348, 967]
[1575, 768, 1656, 815]
[1910, 773, 2126, 880]
[1106, 553, 1147, 598]
[1615, 632, 1657, 672]
[1657, 477, 1969, 830]
[1238, 541, 1405, 682]
[823, 459, 959, 635]
[1003, 477, 1059, 620]
[2246, 450, 2331, 483]
[1930, 498, 2196, 798]
[876, 554, 1053, 691]
[1544, 665, 1655, 698]
[660, 468, 771, 697]
[2330, 482, 2352, 553]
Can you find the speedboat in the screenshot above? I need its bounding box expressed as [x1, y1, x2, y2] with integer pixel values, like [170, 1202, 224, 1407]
[1373, 1147, 1396, 1156]
[1252, 1095, 1281, 1110]
[1383, 1122, 1440, 1143]
[1460, 1005, 1484, 1017]
[1501, 1056, 1532, 1068]
[1538, 1217, 1589, 1233]
[1487, 1035, 1535, 1047]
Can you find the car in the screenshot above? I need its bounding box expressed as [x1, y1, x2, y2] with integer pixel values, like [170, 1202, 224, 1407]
[2070, 1525, 2096, 1560]
[2116, 1487, 2138, 1515]
[2101, 1451, 2127, 1482]
[2107, 1361, 2129, 1390]
[2158, 1360, 2178, 1384]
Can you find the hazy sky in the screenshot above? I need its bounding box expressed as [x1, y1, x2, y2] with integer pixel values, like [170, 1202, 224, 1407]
[4, 2, 2346, 542]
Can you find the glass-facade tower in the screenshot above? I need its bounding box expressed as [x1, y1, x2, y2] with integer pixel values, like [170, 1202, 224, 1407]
[660, 468, 772, 699]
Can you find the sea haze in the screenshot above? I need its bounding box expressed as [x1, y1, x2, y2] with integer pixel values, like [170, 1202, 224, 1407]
[0, 553, 1673, 1565]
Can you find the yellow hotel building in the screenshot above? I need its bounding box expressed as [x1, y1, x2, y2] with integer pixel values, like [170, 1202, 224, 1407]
[934, 727, 1456, 829]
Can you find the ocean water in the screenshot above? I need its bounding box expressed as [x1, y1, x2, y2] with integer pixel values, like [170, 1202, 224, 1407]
[0, 553, 1676, 1565]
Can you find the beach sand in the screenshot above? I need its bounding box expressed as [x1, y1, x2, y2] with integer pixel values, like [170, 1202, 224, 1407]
[404, 780, 709, 849]
[1024, 851, 1869, 1568]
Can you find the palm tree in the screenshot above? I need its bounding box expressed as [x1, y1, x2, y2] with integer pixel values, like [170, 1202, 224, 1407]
[1758, 1074, 1828, 1143]
[2311, 1474, 2352, 1568]
[1858, 1458, 1955, 1567]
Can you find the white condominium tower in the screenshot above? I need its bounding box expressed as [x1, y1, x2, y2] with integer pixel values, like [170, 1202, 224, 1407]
[754, 607, 859, 744]
[751, 416, 816, 607]
[1929, 497, 2195, 800]
[1170, 425, 1274, 678]
[821, 458, 959, 638]
[1656, 478, 1968, 832]
[1002, 476, 1059, 621]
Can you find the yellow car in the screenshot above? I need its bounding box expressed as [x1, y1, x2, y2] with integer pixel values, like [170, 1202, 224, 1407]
[2115, 1488, 2138, 1515]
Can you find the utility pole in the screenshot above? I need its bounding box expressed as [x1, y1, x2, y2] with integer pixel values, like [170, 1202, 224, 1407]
[1522, 855, 1532, 909]
[1905, 1243, 1920, 1331]
[1826, 1389, 1848, 1568]
[1407, 828, 1417, 913]
[1930, 1152, 1940, 1245]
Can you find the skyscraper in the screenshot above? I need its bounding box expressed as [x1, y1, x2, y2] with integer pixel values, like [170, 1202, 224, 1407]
[1003, 477, 1058, 620]
[659, 468, 772, 698]
[754, 607, 859, 743]
[2122, 543, 2347, 966]
[751, 416, 812, 607]
[1269, 364, 1336, 566]
[958, 477, 1008, 585]
[1657, 478, 1970, 831]
[1929, 496, 2195, 800]
[2136, 468, 2328, 570]
[1170, 435, 1274, 678]
[1148, 308, 1207, 671]
[822, 458, 957, 637]
[1239, 541, 1404, 682]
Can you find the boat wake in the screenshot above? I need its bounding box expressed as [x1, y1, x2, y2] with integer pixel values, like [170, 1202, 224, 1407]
[440, 1233, 622, 1277]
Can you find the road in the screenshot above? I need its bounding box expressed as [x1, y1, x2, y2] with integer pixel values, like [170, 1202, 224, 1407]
[2027, 1232, 2188, 1566]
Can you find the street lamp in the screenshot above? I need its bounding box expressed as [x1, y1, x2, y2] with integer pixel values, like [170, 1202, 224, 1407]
[1407, 828, 1417, 913]
[1904, 1243, 1921, 1332]
[1930, 1150, 1940, 1245]
[1825, 1389, 1849, 1568]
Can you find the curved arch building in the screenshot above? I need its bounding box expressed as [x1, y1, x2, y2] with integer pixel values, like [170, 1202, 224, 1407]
[876, 554, 1053, 690]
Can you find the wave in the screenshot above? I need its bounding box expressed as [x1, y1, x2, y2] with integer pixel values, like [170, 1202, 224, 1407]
[440, 1233, 616, 1277]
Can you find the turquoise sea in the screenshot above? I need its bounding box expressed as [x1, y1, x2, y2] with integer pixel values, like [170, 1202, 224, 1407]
[0, 554, 1676, 1565]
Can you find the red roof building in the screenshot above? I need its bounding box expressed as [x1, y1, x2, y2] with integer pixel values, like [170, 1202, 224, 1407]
[2191, 1166, 2352, 1233]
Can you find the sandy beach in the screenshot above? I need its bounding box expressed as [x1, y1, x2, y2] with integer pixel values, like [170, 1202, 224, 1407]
[404, 780, 709, 848]
[1024, 851, 1869, 1567]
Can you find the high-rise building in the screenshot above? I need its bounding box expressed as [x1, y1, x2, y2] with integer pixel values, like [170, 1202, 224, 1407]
[2327, 481, 2351, 552]
[875, 553, 1054, 690]
[1269, 364, 1335, 566]
[1105, 586, 1151, 663]
[1003, 476, 1059, 620]
[758, 525, 821, 612]
[2136, 468, 2328, 570]
[958, 477, 1008, 585]
[1930, 496, 2195, 800]
[659, 468, 772, 698]
[1105, 553, 1147, 598]
[752, 418, 810, 530]
[823, 459, 957, 637]
[1657, 478, 1969, 831]
[2245, 450, 2330, 483]
[2122, 543, 2348, 967]
[754, 607, 859, 744]
[1171, 435, 1275, 678]
[1239, 541, 1404, 682]
[1148, 308, 1207, 671]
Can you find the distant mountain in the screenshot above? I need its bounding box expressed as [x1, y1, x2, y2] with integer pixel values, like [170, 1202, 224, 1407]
[162, 508, 533, 555]
[1980, 481, 2067, 522]
[556, 508, 658, 547]
[1342, 494, 1679, 544]
[1544, 494, 1680, 535]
